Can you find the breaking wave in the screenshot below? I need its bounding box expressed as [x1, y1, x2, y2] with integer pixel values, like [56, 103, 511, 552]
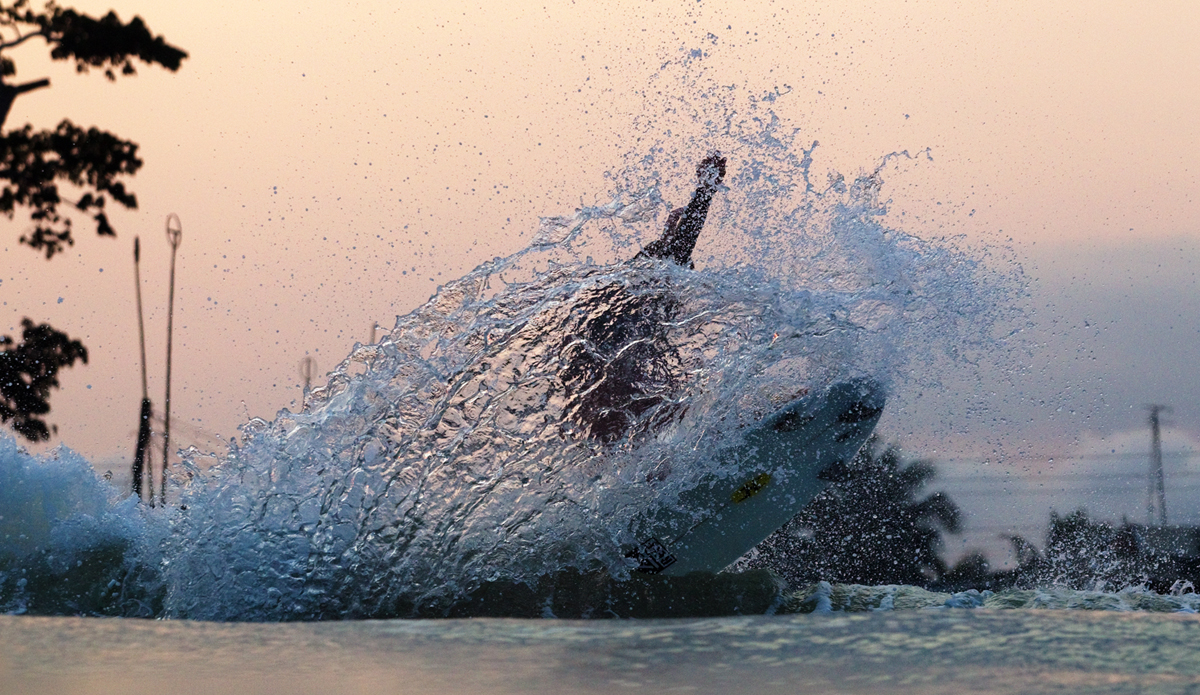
[1, 58, 1019, 620]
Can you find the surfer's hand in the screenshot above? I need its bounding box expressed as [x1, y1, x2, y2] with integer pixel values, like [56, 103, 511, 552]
[697, 153, 726, 187]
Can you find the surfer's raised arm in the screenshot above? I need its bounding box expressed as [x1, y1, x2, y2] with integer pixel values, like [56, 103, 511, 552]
[638, 153, 727, 267]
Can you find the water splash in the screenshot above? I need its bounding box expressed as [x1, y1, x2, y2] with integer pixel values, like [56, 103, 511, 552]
[158, 155, 1006, 620]
[2, 53, 1020, 619]
[0, 436, 164, 616]
[786, 582, 1200, 614]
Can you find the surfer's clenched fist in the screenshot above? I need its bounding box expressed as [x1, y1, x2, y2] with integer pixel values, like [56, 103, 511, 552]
[696, 152, 726, 189]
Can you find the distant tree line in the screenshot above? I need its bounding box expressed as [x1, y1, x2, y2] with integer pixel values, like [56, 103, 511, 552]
[742, 436, 1200, 595]
[959, 510, 1200, 594]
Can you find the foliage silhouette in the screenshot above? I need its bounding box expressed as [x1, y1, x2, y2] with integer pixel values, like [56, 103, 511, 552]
[0, 0, 186, 257]
[0, 2, 184, 440]
[0, 318, 87, 441]
[992, 510, 1200, 593]
[739, 436, 962, 587]
[1035, 510, 1145, 590]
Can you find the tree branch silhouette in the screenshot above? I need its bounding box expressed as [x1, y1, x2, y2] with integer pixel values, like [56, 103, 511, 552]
[0, 2, 184, 442]
[0, 0, 185, 256]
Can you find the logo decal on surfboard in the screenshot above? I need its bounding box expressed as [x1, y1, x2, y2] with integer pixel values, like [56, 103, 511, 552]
[627, 537, 677, 573]
[730, 472, 771, 503]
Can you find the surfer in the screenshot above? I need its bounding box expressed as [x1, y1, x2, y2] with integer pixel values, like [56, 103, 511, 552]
[559, 153, 727, 442]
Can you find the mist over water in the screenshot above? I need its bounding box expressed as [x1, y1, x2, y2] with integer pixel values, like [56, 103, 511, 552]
[2, 60, 1021, 620]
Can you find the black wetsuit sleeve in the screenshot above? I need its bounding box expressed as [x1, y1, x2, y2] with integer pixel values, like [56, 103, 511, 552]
[639, 185, 718, 267]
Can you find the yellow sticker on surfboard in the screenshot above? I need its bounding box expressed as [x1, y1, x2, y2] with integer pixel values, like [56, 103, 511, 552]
[731, 472, 771, 503]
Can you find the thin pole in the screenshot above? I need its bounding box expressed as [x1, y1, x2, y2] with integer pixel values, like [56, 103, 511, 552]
[1147, 405, 1169, 526]
[300, 356, 316, 392]
[161, 214, 182, 503]
[132, 236, 153, 503]
[135, 398, 153, 501]
[134, 237, 150, 401]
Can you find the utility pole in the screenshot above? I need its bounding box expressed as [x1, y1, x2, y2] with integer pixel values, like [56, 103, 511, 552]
[131, 236, 153, 502]
[161, 214, 182, 503]
[1147, 404, 1170, 526]
[299, 356, 317, 392]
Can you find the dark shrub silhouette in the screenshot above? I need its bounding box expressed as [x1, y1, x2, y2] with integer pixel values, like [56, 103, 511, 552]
[739, 436, 961, 587]
[0, 318, 87, 441]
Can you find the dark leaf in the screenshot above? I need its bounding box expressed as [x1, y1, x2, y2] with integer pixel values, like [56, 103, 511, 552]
[41, 9, 188, 76]
[0, 318, 88, 442]
[0, 119, 142, 256]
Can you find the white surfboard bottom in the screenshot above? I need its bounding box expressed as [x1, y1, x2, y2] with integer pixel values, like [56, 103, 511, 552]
[627, 378, 886, 576]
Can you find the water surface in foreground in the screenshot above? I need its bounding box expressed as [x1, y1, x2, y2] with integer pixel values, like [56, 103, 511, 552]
[4, 611, 1200, 695]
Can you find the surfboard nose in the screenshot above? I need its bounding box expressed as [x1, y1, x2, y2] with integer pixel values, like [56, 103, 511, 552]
[829, 378, 886, 441]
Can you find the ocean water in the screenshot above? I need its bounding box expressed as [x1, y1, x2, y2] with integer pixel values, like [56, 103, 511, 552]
[5, 610, 1200, 695]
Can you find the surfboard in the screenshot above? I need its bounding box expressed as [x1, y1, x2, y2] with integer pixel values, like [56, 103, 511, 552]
[626, 378, 886, 576]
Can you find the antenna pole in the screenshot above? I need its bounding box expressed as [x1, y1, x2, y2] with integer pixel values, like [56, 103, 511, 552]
[132, 237, 153, 502]
[1147, 404, 1169, 526]
[161, 215, 183, 503]
[300, 356, 316, 392]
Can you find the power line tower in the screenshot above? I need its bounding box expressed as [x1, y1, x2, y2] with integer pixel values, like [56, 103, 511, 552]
[1146, 404, 1170, 526]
